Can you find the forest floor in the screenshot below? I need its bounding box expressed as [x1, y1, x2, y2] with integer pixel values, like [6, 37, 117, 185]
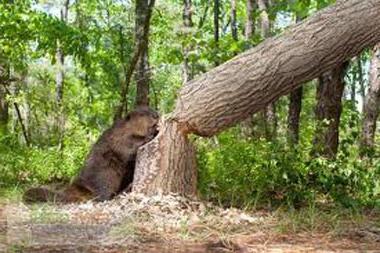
[0, 191, 379, 253]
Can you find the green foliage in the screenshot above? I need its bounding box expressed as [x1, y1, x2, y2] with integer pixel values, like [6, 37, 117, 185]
[0, 0, 378, 212]
[198, 127, 380, 209]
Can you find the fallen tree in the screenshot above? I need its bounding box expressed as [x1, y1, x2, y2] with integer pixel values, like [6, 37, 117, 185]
[132, 0, 380, 196]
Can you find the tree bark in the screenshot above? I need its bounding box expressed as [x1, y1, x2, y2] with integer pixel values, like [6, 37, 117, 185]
[0, 60, 9, 135]
[287, 15, 304, 145]
[240, 0, 256, 136]
[287, 86, 303, 144]
[115, 0, 155, 119]
[230, 0, 238, 41]
[0, 85, 8, 135]
[55, 0, 69, 150]
[312, 63, 347, 158]
[257, 0, 277, 140]
[135, 0, 153, 107]
[245, 0, 255, 39]
[133, 0, 380, 195]
[360, 44, 380, 154]
[213, 0, 220, 66]
[182, 0, 194, 84]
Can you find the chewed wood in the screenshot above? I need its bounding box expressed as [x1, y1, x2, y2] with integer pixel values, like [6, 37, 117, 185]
[133, 119, 197, 196]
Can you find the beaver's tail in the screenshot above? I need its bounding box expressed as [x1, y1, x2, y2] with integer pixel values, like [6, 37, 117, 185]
[23, 184, 93, 204]
[23, 187, 65, 203]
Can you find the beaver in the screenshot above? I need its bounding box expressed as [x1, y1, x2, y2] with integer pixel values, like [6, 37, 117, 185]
[23, 107, 159, 203]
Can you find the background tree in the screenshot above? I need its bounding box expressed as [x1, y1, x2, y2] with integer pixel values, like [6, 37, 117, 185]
[361, 44, 380, 155]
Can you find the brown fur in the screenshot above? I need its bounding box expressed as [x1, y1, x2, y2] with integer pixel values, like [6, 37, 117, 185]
[23, 107, 159, 203]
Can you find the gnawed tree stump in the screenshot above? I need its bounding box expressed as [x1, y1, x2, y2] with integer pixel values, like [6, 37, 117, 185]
[132, 0, 380, 196]
[132, 119, 197, 196]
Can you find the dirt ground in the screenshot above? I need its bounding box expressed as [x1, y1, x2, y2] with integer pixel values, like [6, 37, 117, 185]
[0, 194, 379, 253]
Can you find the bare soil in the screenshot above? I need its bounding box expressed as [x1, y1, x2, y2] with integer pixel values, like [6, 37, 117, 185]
[1, 194, 379, 253]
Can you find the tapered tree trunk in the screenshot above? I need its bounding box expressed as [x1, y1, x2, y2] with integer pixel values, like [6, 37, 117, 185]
[240, 0, 256, 136]
[115, 0, 155, 119]
[288, 86, 303, 144]
[136, 49, 150, 107]
[287, 15, 304, 145]
[132, 0, 380, 196]
[0, 61, 9, 135]
[182, 0, 194, 83]
[230, 0, 238, 41]
[257, 0, 277, 140]
[245, 0, 255, 39]
[135, 0, 153, 107]
[213, 0, 220, 66]
[312, 63, 347, 158]
[360, 44, 380, 154]
[55, 0, 69, 150]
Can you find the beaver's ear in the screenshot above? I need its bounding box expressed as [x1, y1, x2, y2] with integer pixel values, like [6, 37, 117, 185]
[125, 114, 131, 121]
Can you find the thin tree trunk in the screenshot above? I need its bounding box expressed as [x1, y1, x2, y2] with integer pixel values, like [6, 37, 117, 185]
[258, 0, 277, 140]
[0, 61, 9, 135]
[287, 15, 304, 145]
[287, 86, 303, 144]
[350, 71, 356, 106]
[2, 85, 29, 145]
[312, 63, 347, 158]
[132, 0, 380, 196]
[136, 51, 150, 106]
[240, 0, 256, 136]
[115, 0, 155, 119]
[0, 85, 8, 135]
[55, 0, 69, 150]
[135, 0, 153, 107]
[213, 0, 220, 66]
[360, 44, 380, 154]
[198, 0, 211, 29]
[245, 0, 255, 39]
[182, 0, 194, 84]
[230, 0, 238, 41]
[357, 56, 366, 109]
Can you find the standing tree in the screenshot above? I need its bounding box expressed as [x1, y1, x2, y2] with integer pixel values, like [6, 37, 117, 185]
[213, 0, 220, 66]
[258, 0, 277, 140]
[230, 0, 238, 41]
[115, 0, 155, 119]
[132, 0, 380, 196]
[182, 0, 194, 83]
[0, 58, 9, 135]
[287, 15, 304, 145]
[361, 44, 380, 154]
[55, 0, 69, 150]
[245, 0, 255, 39]
[312, 63, 347, 158]
[135, 0, 153, 107]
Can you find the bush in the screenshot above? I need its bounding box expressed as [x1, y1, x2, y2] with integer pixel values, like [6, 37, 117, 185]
[197, 127, 380, 209]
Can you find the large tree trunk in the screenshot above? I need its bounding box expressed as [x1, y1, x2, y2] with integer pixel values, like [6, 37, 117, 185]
[312, 63, 347, 158]
[360, 44, 380, 154]
[287, 15, 304, 145]
[133, 0, 380, 196]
